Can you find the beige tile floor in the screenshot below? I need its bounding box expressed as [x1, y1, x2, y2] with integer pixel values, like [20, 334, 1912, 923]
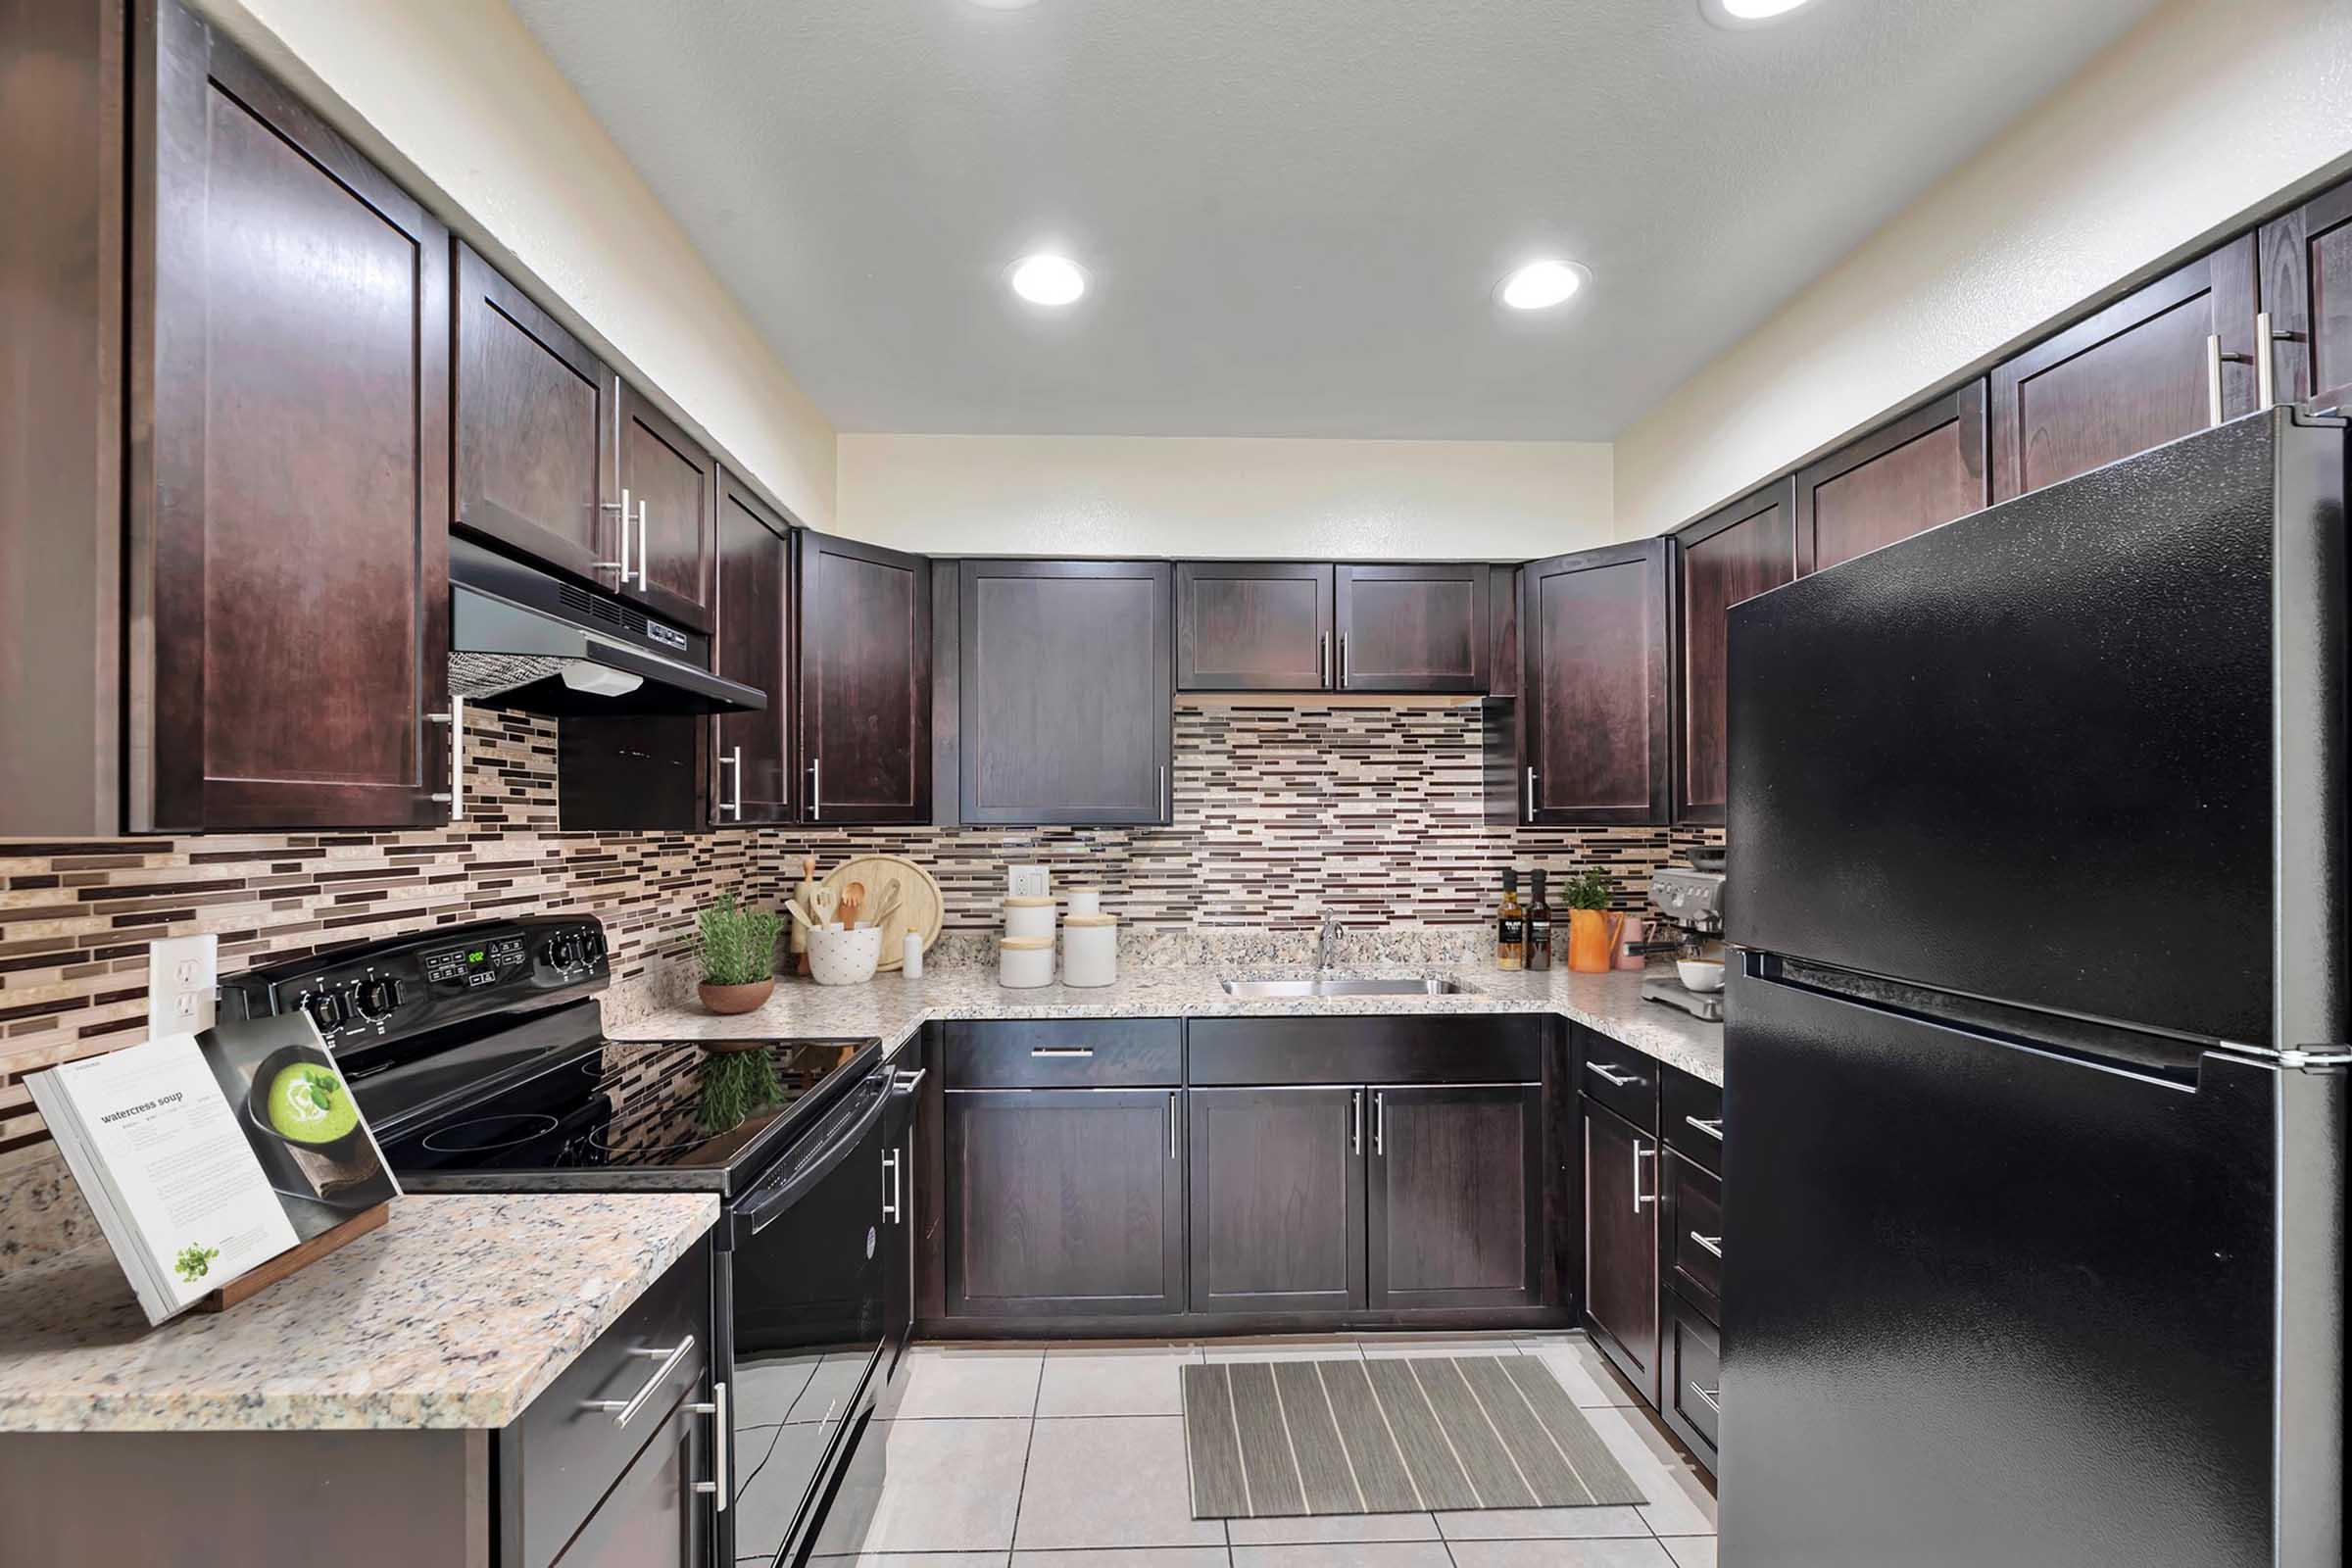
[800, 1331, 1715, 1568]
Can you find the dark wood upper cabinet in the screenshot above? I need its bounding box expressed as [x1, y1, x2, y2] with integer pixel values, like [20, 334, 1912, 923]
[796, 530, 931, 824]
[1674, 480, 1792, 826]
[959, 560, 1172, 825]
[1488, 564, 1522, 700]
[1794, 381, 1988, 575]
[1583, 1098, 1661, 1405]
[710, 470, 791, 825]
[1175, 562, 1332, 691]
[1334, 564, 1491, 692]
[1989, 236, 2258, 503]
[1520, 540, 1672, 825]
[943, 1088, 1186, 1319]
[1366, 1083, 1544, 1312]
[615, 383, 715, 634]
[128, 0, 451, 831]
[2258, 175, 2352, 416]
[1188, 1086, 1366, 1316]
[453, 240, 618, 588]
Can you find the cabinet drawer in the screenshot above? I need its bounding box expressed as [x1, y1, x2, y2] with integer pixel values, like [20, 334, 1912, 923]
[1577, 1028, 1658, 1131]
[1662, 1065, 1722, 1173]
[1188, 1014, 1545, 1087]
[942, 1018, 1182, 1089]
[507, 1239, 710, 1568]
[1668, 1152, 1722, 1322]
[1666, 1299, 1721, 1464]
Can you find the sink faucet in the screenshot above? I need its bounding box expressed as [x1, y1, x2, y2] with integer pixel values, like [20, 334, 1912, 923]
[1317, 914, 1339, 974]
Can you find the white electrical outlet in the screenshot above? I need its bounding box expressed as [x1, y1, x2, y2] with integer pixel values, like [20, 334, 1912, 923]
[147, 934, 218, 1038]
[1006, 864, 1051, 899]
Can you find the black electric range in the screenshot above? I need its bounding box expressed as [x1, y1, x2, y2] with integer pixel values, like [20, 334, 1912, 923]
[220, 917, 914, 1568]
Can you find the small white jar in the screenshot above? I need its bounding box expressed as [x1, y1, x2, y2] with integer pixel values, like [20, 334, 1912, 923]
[1065, 888, 1102, 917]
[1003, 896, 1055, 942]
[1062, 914, 1118, 988]
[999, 935, 1054, 989]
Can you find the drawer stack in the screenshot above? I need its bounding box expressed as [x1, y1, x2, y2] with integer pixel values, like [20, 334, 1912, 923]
[1660, 1067, 1723, 1471]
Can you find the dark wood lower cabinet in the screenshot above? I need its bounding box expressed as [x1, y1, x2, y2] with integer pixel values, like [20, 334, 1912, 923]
[1661, 1298, 1721, 1471]
[548, 1391, 709, 1568]
[1366, 1083, 1544, 1312]
[1188, 1086, 1366, 1315]
[1582, 1098, 1661, 1404]
[943, 1088, 1185, 1317]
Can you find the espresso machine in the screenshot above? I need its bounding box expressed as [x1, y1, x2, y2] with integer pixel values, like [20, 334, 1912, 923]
[1638, 848, 1728, 1021]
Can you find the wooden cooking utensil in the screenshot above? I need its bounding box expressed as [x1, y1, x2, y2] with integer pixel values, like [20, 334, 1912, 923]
[839, 879, 867, 930]
[809, 885, 840, 927]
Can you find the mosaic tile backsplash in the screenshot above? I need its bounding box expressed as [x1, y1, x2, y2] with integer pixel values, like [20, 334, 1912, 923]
[0, 700, 1716, 1264]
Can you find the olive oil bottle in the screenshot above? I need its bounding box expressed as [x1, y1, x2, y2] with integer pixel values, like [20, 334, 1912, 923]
[1526, 868, 1553, 970]
[1495, 868, 1527, 970]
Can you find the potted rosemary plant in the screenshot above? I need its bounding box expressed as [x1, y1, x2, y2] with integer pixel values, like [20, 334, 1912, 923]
[697, 894, 781, 1014]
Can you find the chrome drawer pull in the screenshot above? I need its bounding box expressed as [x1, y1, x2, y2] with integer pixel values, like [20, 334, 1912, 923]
[1168, 1092, 1179, 1160]
[1684, 1114, 1723, 1141]
[584, 1333, 696, 1427]
[1633, 1139, 1656, 1211]
[1690, 1381, 1721, 1414]
[688, 1379, 729, 1511]
[1031, 1046, 1094, 1057]
[1586, 1060, 1639, 1088]
[1351, 1088, 1362, 1154]
[893, 1067, 928, 1095]
[1690, 1231, 1722, 1258]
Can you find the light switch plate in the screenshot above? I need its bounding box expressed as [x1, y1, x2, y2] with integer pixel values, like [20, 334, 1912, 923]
[147, 933, 218, 1038]
[1006, 864, 1051, 899]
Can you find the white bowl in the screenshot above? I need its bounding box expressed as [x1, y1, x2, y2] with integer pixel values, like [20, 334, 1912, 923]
[1677, 957, 1726, 994]
[808, 924, 883, 986]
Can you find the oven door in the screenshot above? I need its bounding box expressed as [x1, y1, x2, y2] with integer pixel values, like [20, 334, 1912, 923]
[722, 1068, 889, 1567]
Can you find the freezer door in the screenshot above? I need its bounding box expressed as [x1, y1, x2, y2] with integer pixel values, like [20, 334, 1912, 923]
[1721, 960, 2342, 1568]
[1725, 409, 2350, 1047]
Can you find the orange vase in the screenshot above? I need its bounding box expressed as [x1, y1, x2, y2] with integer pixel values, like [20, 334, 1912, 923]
[1567, 908, 1623, 973]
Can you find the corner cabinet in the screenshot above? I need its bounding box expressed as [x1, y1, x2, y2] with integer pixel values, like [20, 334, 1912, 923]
[1517, 540, 1673, 825]
[128, 0, 453, 832]
[958, 560, 1173, 825]
[2258, 174, 2352, 416]
[796, 530, 932, 824]
[1674, 480, 1792, 825]
[710, 469, 792, 824]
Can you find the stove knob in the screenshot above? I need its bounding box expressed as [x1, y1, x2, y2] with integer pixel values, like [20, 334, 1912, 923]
[542, 934, 578, 968]
[303, 991, 342, 1031]
[579, 930, 606, 964]
[354, 978, 401, 1019]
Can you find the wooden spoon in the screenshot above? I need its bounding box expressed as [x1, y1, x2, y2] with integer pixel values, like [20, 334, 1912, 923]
[839, 879, 867, 930]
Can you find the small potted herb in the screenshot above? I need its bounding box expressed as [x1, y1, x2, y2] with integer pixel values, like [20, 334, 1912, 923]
[1561, 867, 1622, 973]
[697, 894, 781, 1014]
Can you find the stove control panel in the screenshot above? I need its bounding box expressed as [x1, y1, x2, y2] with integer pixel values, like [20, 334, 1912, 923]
[219, 916, 611, 1050]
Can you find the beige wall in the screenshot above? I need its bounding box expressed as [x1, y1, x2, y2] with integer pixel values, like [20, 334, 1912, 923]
[838, 435, 1613, 560]
[1613, 0, 2352, 541]
[193, 0, 839, 530]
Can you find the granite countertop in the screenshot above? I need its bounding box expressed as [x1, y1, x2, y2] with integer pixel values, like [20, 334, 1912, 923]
[0, 1192, 716, 1433]
[613, 959, 1724, 1086]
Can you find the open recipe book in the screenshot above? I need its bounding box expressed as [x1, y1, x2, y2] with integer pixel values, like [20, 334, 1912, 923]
[26, 1012, 400, 1324]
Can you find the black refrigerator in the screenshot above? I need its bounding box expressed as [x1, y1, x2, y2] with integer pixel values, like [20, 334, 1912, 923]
[1721, 408, 2346, 1568]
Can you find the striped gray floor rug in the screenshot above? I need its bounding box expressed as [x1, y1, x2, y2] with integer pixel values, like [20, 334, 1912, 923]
[1180, 1354, 1644, 1519]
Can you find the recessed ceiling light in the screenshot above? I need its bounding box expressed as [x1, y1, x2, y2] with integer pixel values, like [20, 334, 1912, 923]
[1007, 253, 1087, 307]
[1700, 0, 1815, 27]
[1496, 260, 1590, 312]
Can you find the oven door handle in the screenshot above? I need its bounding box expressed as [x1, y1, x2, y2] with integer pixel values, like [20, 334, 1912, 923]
[739, 1076, 889, 1235]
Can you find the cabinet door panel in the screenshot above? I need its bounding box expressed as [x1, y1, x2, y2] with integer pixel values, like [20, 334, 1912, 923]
[798, 530, 931, 823]
[133, 2, 449, 831]
[2259, 178, 2352, 416]
[1989, 237, 2258, 502]
[1334, 564, 1490, 692]
[1188, 1087, 1364, 1315]
[1794, 382, 1988, 576]
[960, 560, 1172, 825]
[617, 385, 713, 632]
[547, 1392, 706, 1568]
[1674, 481, 1792, 825]
[1367, 1084, 1543, 1312]
[1176, 562, 1331, 691]
[945, 1089, 1184, 1317]
[454, 241, 614, 583]
[1522, 541, 1671, 825]
[1583, 1100, 1660, 1404]
[712, 471, 790, 823]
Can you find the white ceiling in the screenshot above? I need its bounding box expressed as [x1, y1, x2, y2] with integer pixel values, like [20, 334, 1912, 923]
[510, 0, 2161, 441]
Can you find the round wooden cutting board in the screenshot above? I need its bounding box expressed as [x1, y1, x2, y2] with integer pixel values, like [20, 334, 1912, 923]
[816, 855, 944, 972]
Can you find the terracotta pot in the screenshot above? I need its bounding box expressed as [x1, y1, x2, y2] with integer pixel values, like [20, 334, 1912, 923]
[698, 979, 774, 1015]
[1566, 909, 1624, 974]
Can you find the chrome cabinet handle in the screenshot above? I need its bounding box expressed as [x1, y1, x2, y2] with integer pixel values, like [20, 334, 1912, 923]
[2207, 335, 2253, 425]
[719, 746, 744, 821]
[1350, 1088, 1362, 1154]
[1585, 1060, 1639, 1088]
[1168, 1092, 1179, 1160]
[883, 1147, 902, 1222]
[1031, 1046, 1094, 1057]
[635, 498, 650, 591]
[593, 487, 631, 579]
[1689, 1381, 1721, 1414]
[426, 695, 466, 820]
[1526, 766, 1537, 818]
[688, 1380, 729, 1511]
[1161, 762, 1170, 820]
[1318, 631, 1329, 689]
[1338, 634, 1348, 689]
[1684, 1114, 1723, 1142]
[893, 1067, 928, 1095]
[2255, 311, 2305, 411]
[1632, 1140, 1655, 1211]
[1372, 1090, 1385, 1155]
[583, 1334, 696, 1426]
[809, 757, 822, 820]
[1690, 1231, 1722, 1258]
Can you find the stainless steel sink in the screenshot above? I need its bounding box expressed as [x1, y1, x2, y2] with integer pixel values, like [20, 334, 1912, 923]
[1219, 976, 1468, 998]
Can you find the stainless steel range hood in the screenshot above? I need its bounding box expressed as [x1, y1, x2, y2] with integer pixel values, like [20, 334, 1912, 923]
[448, 536, 765, 716]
